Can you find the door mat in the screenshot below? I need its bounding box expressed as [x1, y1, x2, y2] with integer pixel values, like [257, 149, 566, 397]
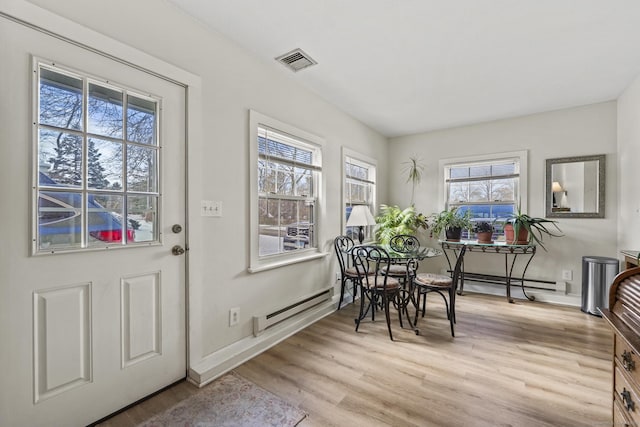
[138, 371, 307, 427]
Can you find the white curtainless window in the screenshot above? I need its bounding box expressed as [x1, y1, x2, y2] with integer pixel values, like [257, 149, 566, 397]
[441, 150, 528, 239]
[34, 62, 160, 253]
[343, 149, 376, 242]
[249, 110, 325, 272]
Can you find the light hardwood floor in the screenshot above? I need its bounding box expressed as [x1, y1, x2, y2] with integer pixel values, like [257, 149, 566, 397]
[99, 293, 613, 427]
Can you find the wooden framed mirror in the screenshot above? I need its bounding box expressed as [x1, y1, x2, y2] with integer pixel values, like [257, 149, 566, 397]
[545, 154, 605, 218]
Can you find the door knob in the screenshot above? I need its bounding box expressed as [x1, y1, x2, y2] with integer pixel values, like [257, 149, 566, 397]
[171, 245, 185, 256]
[172, 224, 183, 233]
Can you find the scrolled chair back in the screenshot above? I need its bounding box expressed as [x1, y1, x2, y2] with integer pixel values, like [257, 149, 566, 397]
[334, 235, 355, 271]
[389, 234, 420, 253]
[352, 245, 393, 289]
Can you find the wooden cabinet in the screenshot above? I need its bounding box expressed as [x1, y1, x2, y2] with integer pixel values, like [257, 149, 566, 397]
[601, 267, 640, 427]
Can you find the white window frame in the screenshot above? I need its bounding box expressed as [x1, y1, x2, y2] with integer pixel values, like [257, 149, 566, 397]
[248, 110, 326, 273]
[342, 148, 377, 243]
[439, 150, 528, 236]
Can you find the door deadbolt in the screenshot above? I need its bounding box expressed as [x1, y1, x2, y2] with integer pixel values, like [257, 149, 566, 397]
[172, 224, 183, 234]
[171, 245, 185, 256]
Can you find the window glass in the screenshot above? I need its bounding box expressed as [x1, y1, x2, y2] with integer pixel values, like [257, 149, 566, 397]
[444, 155, 523, 240]
[344, 153, 376, 242]
[35, 64, 160, 253]
[257, 125, 320, 257]
[39, 68, 83, 130]
[88, 82, 123, 138]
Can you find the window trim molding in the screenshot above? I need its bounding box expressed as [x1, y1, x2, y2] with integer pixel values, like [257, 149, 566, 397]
[438, 150, 528, 213]
[248, 110, 326, 273]
[341, 147, 377, 240]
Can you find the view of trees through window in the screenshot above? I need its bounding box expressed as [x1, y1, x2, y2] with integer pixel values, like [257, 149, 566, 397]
[257, 126, 319, 256]
[36, 64, 159, 251]
[446, 160, 520, 238]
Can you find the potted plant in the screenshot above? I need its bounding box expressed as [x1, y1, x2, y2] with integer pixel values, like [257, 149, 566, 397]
[503, 205, 563, 250]
[473, 221, 494, 244]
[402, 156, 424, 206]
[428, 207, 472, 242]
[375, 204, 428, 244]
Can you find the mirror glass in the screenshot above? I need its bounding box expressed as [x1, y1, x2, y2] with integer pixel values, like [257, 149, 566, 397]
[545, 155, 605, 218]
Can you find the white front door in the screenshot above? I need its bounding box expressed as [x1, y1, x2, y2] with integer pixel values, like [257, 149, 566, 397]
[0, 15, 186, 427]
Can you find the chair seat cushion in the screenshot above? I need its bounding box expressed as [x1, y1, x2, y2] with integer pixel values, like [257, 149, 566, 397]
[362, 276, 400, 290]
[415, 273, 452, 287]
[380, 264, 411, 275]
[345, 267, 374, 277]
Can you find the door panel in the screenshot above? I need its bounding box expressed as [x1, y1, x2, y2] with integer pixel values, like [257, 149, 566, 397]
[0, 15, 186, 427]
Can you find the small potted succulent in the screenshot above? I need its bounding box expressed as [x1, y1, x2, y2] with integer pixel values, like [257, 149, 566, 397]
[473, 221, 494, 244]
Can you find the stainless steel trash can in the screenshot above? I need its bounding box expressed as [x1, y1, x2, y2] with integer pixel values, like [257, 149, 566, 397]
[581, 256, 619, 316]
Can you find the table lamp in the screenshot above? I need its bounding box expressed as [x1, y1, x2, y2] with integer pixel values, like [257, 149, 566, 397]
[551, 181, 563, 207]
[346, 205, 377, 244]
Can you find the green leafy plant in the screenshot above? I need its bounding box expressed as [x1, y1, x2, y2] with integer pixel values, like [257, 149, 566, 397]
[402, 156, 424, 206]
[473, 221, 494, 233]
[375, 204, 428, 244]
[428, 207, 473, 238]
[505, 205, 563, 250]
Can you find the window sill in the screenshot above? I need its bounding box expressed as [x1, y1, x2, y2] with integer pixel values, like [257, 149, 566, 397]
[248, 251, 329, 273]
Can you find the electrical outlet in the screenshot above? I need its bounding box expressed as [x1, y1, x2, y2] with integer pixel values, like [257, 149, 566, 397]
[229, 307, 240, 326]
[562, 270, 573, 281]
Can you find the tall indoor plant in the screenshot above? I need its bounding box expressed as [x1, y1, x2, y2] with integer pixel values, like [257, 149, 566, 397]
[375, 204, 428, 244]
[402, 156, 424, 206]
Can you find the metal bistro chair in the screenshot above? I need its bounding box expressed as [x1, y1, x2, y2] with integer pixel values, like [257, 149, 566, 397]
[381, 235, 421, 284]
[413, 245, 467, 337]
[334, 235, 359, 309]
[353, 245, 402, 341]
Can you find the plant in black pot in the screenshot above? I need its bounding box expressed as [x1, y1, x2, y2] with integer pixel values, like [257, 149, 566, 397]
[428, 207, 472, 242]
[473, 221, 494, 244]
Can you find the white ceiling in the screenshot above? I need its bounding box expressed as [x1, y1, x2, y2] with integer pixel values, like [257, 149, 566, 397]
[168, 0, 640, 137]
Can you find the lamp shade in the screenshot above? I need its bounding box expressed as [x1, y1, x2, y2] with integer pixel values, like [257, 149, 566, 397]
[346, 205, 376, 227]
[551, 181, 563, 192]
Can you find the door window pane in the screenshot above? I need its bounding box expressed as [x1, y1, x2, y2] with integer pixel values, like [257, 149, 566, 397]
[88, 83, 123, 138]
[88, 138, 123, 190]
[38, 190, 83, 250]
[127, 145, 157, 192]
[87, 193, 125, 246]
[127, 95, 156, 145]
[127, 195, 157, 242]
[39, 68, 83, 130]
[39, 130, 83, 188]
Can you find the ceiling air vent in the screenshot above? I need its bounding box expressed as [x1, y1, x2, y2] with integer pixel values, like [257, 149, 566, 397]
[275, 48, 317, 72]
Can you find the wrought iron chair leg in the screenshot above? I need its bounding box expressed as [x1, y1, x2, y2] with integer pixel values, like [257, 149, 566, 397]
[383, 294, 394, 341]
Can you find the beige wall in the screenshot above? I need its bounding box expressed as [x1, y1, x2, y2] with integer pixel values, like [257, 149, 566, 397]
[617, 74, 640, 250]
[389, 102, 619, 298]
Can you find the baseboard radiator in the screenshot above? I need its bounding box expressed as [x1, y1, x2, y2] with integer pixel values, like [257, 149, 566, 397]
[252, 287, 333, 337]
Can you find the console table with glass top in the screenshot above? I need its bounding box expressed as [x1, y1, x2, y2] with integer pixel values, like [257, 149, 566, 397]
[439, 240, 537, 303]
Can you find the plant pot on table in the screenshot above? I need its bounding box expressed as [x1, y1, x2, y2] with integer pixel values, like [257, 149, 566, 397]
[445, 226, 462, 242]
[504, 223, 529, 245]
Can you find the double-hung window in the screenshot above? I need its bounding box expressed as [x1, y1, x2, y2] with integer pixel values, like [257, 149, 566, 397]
[249, 111, 324, 272]
[442, 151, 527, 238]
[343, 149, 376, 242]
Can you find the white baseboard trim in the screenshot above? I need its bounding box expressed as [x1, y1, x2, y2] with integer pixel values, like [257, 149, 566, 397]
[188, 297, 337, 387]
[460, 282, 581, 307]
